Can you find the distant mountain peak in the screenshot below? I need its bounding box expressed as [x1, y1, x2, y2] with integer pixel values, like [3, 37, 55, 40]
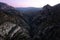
[43, 4, 52, 9]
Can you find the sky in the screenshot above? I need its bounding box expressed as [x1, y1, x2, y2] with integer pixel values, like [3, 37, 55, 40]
[0, 0, 60, 8]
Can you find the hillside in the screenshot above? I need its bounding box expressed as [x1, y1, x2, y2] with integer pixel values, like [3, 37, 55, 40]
[0, 2, 60, 40]
[0, 2, 30, 40]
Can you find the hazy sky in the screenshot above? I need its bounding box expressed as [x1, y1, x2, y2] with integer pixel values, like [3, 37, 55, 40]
[0, 0, 60, 7]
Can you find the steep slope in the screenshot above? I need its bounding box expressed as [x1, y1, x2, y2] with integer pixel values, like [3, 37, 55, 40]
[0, 2, 30, 40]
[31, 4, 60, 40]
[0, 2, 60, 40]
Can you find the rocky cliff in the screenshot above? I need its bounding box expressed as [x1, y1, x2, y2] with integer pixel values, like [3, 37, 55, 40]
[31, 4, 60, 40]
[0, 2, 30, 40]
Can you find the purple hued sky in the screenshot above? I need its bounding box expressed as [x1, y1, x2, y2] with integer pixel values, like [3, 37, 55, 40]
[0, 0, 60, 7]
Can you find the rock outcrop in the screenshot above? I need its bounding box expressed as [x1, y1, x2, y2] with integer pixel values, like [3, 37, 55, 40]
[0, 2, 30, 40]
[31, 4, 60, 40]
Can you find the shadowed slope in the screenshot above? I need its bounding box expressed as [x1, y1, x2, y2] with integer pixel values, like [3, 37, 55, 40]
[0, 2, 30, 40]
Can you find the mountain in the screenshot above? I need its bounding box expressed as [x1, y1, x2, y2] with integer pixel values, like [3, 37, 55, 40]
[16, 7, 42, 24]
[0, 2, 30, 40]
[31, 4, 60, 40]
[16, 7, 42, 18]
[0, 2, 60, 40]
[16, 7, 42, 12]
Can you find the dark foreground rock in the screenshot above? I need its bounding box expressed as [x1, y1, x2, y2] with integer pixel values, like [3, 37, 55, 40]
[31, 4, 60, 40]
